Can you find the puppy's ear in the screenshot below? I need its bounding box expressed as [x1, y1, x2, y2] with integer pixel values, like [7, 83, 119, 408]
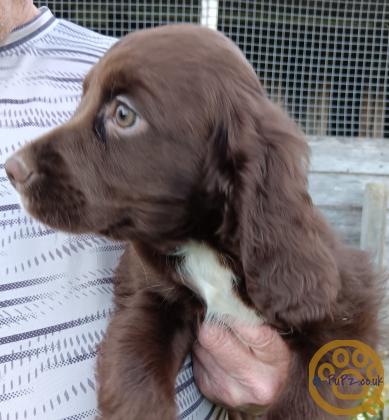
[235, 97, 340, 329]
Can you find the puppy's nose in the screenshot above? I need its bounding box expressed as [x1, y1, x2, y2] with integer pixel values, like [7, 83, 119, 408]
[5, 155, 33, 186]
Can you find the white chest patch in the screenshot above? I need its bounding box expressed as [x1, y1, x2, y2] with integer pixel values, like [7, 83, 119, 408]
[176, 242, 263, 326]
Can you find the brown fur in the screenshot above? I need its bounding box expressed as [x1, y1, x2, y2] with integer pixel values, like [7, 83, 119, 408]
[6, 25, 387, 419]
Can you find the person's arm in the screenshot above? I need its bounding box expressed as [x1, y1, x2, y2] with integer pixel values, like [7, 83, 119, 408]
[193, 323, 291, 416]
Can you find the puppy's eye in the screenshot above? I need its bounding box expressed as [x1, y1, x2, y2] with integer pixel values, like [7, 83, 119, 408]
[115, 104, 137, 128]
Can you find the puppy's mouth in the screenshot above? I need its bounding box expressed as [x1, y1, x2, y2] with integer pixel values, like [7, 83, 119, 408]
[5, 153, 88, 233]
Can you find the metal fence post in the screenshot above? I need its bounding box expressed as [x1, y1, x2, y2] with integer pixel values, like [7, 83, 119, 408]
[201, 0, 219, 30]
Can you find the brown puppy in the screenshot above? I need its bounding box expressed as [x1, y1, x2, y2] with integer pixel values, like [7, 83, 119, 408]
[5, 25, 386, 419]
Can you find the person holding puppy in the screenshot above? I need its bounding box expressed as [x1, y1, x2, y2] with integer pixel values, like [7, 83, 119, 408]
[0, 1, 290, 418]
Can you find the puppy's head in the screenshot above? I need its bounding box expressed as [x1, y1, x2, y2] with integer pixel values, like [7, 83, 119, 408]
[5, 25, 259, 244]
[6, 24, 340, 326]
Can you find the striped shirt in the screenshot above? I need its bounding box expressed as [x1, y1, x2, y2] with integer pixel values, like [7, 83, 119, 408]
[0, 7, 223, 420]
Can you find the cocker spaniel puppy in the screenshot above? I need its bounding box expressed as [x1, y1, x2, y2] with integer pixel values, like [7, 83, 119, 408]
[5, 24, 385, 419]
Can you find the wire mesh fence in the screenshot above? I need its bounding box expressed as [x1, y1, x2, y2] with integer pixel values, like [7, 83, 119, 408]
[34, 1, 201, 34]
[34, 1, 389, 139]
[218, 0, 389, 139]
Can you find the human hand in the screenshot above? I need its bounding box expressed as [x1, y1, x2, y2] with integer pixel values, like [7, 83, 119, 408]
[193, 322, 291, 415]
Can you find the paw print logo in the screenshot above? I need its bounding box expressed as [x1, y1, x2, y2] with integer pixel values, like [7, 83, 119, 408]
[308, 340, 384, 416]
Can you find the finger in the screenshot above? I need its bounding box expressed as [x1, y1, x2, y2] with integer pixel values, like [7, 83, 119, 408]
[197, 323, 254, 368]
[192, 352, 218, 402]
[193, 339, 225, 377]
[196, 321, 230, 351]
[230, 322, 277, 349]
[192, 347, 245, 407]
[229, 323, 290, 365]
[198, 321, 279, 353]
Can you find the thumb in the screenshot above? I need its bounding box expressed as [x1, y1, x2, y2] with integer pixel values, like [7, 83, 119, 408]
[197, 323, 231, 351]
[230, 323, 279, 349]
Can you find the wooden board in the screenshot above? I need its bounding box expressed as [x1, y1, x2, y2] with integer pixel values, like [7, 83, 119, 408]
[309, 173, 389, 208]
[307, 137, 389, 266]
[309, 136, 389, 176]
[316, 206, 389, 262]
